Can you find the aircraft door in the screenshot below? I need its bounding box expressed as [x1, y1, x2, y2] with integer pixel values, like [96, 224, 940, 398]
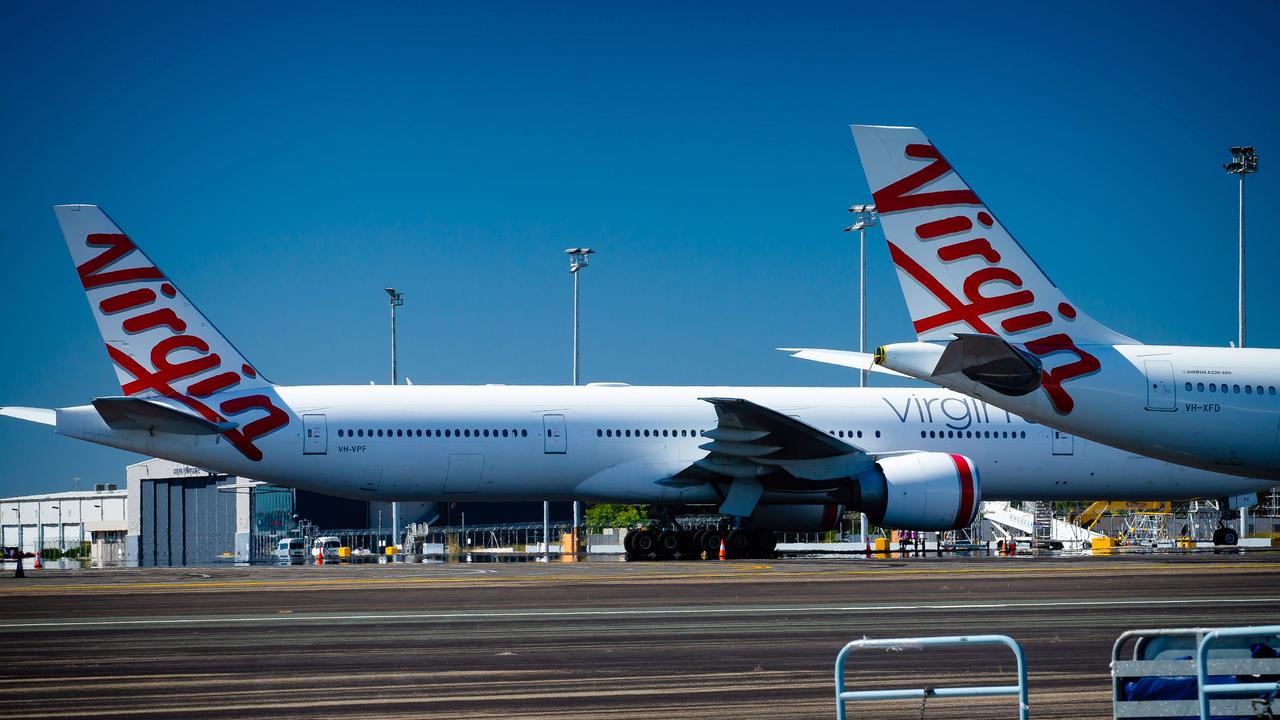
[444, 454, 483, 493]
[1143, 360, 1176, 411]
[543, 414, 567, 454]
[303, 414, 327, 454]
[1052, 429, 1074, 455]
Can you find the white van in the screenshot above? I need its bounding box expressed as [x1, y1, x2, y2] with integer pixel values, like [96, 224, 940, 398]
[275, 537, 307, 564]
[311, 536, 342, 560]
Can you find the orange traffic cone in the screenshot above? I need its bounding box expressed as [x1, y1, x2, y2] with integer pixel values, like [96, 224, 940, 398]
[316, 550, 324, 566]
[32, 554, 42, 570]
[718, 538, 727, 561]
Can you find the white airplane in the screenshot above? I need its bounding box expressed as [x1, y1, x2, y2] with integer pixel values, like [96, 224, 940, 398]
[0, 205, 1271, 557]
[787, 125, 1279, 537]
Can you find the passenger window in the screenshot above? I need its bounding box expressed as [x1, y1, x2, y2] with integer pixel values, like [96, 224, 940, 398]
[1197, 383, 1205, 392]
[875, 430, 881, 438]
[1271, 387, 1277, 396]
[521, 429, 528, 437]
[1246, 385, 1253, 395]
[920, 431, 926, 439]
[596, 429, 602, 437]
[929, 430, 935, 438]
[1234, 384, 1241, 394]
[376, 429, 383, 437]
[1210, 384, 1217, 392]
[1258, 386, 1265, 395]
[1185, 382, 1192, 392]
[856, 431, 863, 439]
[395, 429, 402, 437]
[1020, 431, 1026, 438]
[338, 429, 344, 438]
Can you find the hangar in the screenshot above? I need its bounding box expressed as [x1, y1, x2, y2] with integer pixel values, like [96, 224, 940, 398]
[3, 457, 572, 566]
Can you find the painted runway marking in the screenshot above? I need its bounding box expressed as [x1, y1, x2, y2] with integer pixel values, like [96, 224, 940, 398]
[1, 596, 1276, 630]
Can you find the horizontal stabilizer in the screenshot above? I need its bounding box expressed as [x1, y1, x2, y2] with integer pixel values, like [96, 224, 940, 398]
[92, 396, 238, 435]
[0, 406, 57, 426]
[778, 348, 913, 378]
[934, 334, 1043, 396]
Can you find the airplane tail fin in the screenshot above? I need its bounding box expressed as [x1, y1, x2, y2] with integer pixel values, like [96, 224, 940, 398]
[53, 205, 273, 400]
[849, 125, 1137, 347]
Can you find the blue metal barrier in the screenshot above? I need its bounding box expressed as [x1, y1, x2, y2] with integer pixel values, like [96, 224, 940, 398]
[1196, 624, 1280, 720]
[834, 634, 1029, 720]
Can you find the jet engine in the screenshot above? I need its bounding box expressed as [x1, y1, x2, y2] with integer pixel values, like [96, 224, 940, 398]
[857, 452, 980, 530]
[749, 503, 843, 532]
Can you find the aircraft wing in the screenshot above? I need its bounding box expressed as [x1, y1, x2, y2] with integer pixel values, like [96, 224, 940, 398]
[673, 397, 876, 517]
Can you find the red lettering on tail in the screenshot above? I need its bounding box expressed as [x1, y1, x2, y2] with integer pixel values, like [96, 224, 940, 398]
[873, 145, 981, 213]
[1022, 334, 1102, 414]
[78, 234, 165, 289]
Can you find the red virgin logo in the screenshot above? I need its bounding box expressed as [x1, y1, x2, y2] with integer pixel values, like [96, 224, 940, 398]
[78, 233, 289, 460]
[874, 144, 1099, 414]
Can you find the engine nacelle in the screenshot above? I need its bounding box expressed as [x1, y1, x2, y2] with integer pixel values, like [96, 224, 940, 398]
[858, 452, 980, 530]
[749, 503, 844, 532]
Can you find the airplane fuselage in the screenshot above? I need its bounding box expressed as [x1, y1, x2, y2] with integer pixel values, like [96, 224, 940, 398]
[53, 384, 1273, 503]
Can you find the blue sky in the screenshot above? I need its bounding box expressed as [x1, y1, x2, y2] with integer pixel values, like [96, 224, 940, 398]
[1, 1, 1277, 497]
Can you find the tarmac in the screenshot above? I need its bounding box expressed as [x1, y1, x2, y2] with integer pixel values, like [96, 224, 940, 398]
[1, 551, 1278, 719]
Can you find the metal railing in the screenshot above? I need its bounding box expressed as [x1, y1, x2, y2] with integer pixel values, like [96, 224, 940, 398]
[1196, 625, 1280, 719]
[834, 634, 1029, 720]
[1112, 625, 1280, 719]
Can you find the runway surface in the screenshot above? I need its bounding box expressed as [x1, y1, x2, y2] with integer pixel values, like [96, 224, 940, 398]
[2, 552, 1278, 719]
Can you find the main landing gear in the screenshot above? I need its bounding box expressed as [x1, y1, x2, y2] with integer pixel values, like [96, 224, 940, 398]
[1212, 525, 1240, 547]
[623, 525, 778, 560]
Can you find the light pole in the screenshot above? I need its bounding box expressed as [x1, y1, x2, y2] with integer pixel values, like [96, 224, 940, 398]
[844, 205, 878, 388]
[385, 287, 404, 556]
[845, 205, 877, 549]
[1223, 147, 1257, 349]
[1224, 147, 1258, 539]
[565, 247, 595, 553]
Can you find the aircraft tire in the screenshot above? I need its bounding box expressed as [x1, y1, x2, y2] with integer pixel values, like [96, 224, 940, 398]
[726, 530, 751, 558]
[1218, 527, 1239, 546]
[631, 528, 656, 556]
[623, 529, 638, 556]
[702, 530, 725, 557]
[676, 530, 697, 557]
[655, 530, 680, 557]
[752, 529, 778, 556]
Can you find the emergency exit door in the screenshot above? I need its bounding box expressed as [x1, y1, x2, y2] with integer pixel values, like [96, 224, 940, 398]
[303, 414, 327, 454]
[543, 414, 567, 454]
[1144, 360, 1177, 411]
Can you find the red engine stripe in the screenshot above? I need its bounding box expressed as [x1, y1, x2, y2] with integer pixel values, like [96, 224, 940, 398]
[819, 503, 840, 532]
[949, 454, 976, 528]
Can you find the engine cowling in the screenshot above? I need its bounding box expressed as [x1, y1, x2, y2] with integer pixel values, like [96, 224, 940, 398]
[858, 452, 980, 530]
[749, 504, 844, 532]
